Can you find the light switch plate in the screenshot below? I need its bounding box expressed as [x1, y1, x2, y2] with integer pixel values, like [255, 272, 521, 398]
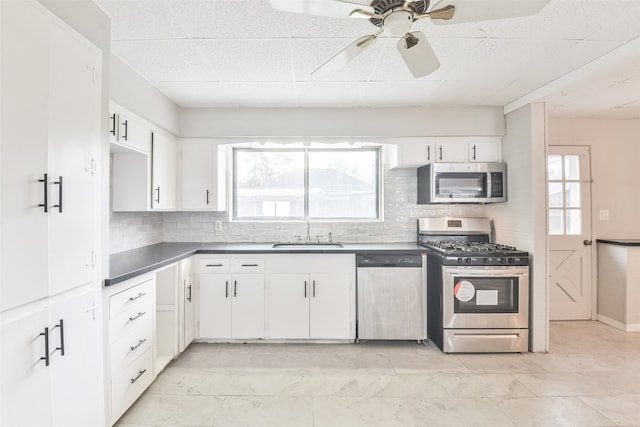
[215, 220, 222, 231]
[599, 210, 610, 221]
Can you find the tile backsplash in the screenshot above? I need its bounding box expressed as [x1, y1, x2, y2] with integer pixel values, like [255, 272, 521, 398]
[109, 167, 486, 254]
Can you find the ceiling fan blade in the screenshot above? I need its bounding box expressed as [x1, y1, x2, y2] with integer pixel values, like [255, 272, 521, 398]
[312, 34, 378, 77]
[268, 0, 376, 19]
[430, 0, 550, 25]
[397, 31, 440, 78]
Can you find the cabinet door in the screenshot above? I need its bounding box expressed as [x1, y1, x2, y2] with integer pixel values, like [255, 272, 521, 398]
[400, 143, 434, 167]
[151, 132, 177, 210]
[180, 142, 214, 210]
[231, 274, 265, 339]
[0, 0, 50, 311]
[119, 113, 152, 154]
[436, 143, 467, 162]
[47, 19, 101, 296]
[182, 272, 196, 349]
[309, 273, 352, 339]
[0, 308, 53, 427]
[49, 290, 102, 427]
[469, 142, 500, 162]
[268, 274, 309, 339]
[199, 274, 232, 338]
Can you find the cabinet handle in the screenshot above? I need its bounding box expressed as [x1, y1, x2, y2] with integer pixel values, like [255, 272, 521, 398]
[206, 189, 210, 205]
[225, 281, 229, 298]
[130, 369, 147, 384]
[313, 280, 316, 298]
[130, 338, 147, 352]
[128, 312, 145, 322]
[38, 173, 48, 213]
[122, 119, 128, 141]
[53, 176, 63, 213]
[187, 284, 192, 302]
[472, 144, 477, 160]
[427, 146, 431, 161]
[52, 319, 64, 356]
[206, 264, 223, 267]
[129, 292, 146, 302]
[241, 264, 259, 267]
[155, 186, 160, 204]
[40, 327, 50, 366]
[110, 113, 117, 136]
[304, 281, 307, 298]
[439, 145, 443, 161]
[234, 280, 237, 298]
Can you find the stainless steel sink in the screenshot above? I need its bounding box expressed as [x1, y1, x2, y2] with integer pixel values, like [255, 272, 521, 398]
[272, 242, 344, 248]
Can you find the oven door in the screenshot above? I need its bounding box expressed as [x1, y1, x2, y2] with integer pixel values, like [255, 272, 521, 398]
[443, 266, 529, 329]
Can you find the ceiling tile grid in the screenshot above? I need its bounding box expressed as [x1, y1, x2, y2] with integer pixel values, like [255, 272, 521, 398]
[96, 0, 640, 117]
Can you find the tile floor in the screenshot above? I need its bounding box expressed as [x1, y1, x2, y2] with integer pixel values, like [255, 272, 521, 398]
[116, 321, 640, 427]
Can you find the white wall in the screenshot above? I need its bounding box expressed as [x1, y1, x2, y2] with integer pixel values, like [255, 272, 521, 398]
[547, 118, 640, 239]
[486, 103, 548, 352]
[180, 107, 505, 138]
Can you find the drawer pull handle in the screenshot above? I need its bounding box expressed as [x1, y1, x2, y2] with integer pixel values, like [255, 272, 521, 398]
[40, 327, 50, 366]
[206, 264, 223, 267]
[225, 281, 229, 298]
[52, 319, 65, 356]
[304, 281, 307, 298]
[130, 338, 147, 351]
[234, 280, 238, 298]
[241, 263, 259, 267]
[38, 173, 48, 213]
[313, 280, 316, 298]
[129, 292, 146, 302]
[130, 369, 147, 384]
[128, 312, 145, 322]
[187, 284, 192, 302]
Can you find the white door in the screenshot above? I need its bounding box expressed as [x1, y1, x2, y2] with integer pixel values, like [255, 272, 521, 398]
[0, 0, 50, 311]
[151, 132, 177, 210]
[268, 274, 309, 339]
[309, 273, 351, 339]
[231, 274, 265, 339]
[180, 142, 214, 210]
[47, 19, 101, 296]
[548, 146, 593, 320]
[199, 274, 232, 338]
[49, 290, 102, 427]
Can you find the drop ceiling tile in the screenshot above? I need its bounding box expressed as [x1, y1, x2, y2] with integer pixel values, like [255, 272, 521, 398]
[153, 82, 233, 107]
[295, 82, 367, 106]
[286, 13, 378, 38]
[112, 40, 220, 81]
[585, 1, 640, 41]
[168, 0, 292, 39]
[196, 39, 294, 82]
[97, 0, 188, 41]
[223, 82, 298, 106]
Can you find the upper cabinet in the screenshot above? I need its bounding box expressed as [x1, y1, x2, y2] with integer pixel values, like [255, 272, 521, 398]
[179, 139, 227, 211]
[151, 132, 177, 210]
[109, 103, 151, 154]
[387, 137, 501, 169]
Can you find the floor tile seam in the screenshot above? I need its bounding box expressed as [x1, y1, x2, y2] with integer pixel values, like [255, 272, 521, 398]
[576, 395, 630, 426]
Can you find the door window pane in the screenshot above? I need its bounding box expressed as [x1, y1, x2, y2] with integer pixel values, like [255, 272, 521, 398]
[549, 209, 564, 235]
[565, 209, 582, 235]
[548, 182, 563, 207]
[565, 182, 581, 208]
[564, 155, 580, 180]
[548, 155, 562, 180]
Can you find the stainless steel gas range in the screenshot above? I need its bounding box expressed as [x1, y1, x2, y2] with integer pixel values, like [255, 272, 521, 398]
[418, 217, 530, 353]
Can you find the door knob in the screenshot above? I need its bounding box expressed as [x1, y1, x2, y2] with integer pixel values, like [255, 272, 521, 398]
[583, 240, 593, 246]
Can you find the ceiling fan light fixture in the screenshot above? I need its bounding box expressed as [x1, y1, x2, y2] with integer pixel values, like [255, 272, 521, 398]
[383, 10, 414, 37]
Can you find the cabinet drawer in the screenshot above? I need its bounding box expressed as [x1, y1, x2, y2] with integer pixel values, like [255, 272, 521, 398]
[109, 278, 154, 319]
[110, 313, 153, 375]
[111, 349, 153, 424]
[109, 301, 153, 343]
[199, 258, 230, 273]
[231, 258, 265, 273]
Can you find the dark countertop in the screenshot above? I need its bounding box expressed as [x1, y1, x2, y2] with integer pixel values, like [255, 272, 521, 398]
[106, 242, 426, 287]
[596, 239, 640, 247]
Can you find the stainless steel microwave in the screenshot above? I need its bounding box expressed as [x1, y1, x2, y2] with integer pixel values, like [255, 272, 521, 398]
[417, 163, 507, 204]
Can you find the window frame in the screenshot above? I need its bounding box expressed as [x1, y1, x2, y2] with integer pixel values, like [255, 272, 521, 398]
[232, 146, 381, 222]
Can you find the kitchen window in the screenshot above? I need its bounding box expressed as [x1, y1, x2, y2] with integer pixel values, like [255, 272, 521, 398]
[547, 154, 582, 235]
[233, 147, 380, 220]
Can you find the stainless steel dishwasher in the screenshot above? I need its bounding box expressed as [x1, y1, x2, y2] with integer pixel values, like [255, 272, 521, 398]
[356, 253, 425, 341]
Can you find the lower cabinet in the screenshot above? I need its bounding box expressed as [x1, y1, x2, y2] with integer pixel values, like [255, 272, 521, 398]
[267, 254, 355, 340]
[0, 287, 102, 427]
[106, 275, 155, 425]
[179, 257, 196, 352]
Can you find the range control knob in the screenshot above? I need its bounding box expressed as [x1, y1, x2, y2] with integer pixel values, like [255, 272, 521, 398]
[457, 257, 464, 264]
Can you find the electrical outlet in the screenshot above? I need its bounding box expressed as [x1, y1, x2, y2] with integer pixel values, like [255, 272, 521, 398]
[599, 210, 610, 221]
[215, 220, 222, 231]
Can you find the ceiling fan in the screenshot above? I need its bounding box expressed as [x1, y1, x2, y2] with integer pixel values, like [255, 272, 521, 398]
[269, 0, 551, 78]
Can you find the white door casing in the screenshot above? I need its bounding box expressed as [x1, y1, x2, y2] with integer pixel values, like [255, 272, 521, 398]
[548, 146, 593, 320]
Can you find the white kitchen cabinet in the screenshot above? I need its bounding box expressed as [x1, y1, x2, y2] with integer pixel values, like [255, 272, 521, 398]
[109, 104, 152, 154]
[1, 0, 101, 311]
[387, 143, 435, 169]
[0, 288, 102, 427]
[198, 257, 265, 340]
[155, 263, 179, 371]
[266, 254, 355, 340]
[179, 140, 227, 211]
[434, 142, 468, 162]
[151, 132, 177, 210]
[179, 257, 196, 352]
[387, 138, 501, 168]
[468, 141, 500, 162]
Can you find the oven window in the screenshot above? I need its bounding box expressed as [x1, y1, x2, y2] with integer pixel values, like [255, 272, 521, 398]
[436, 173, 487, 198]
[452, 276, 519, 313]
